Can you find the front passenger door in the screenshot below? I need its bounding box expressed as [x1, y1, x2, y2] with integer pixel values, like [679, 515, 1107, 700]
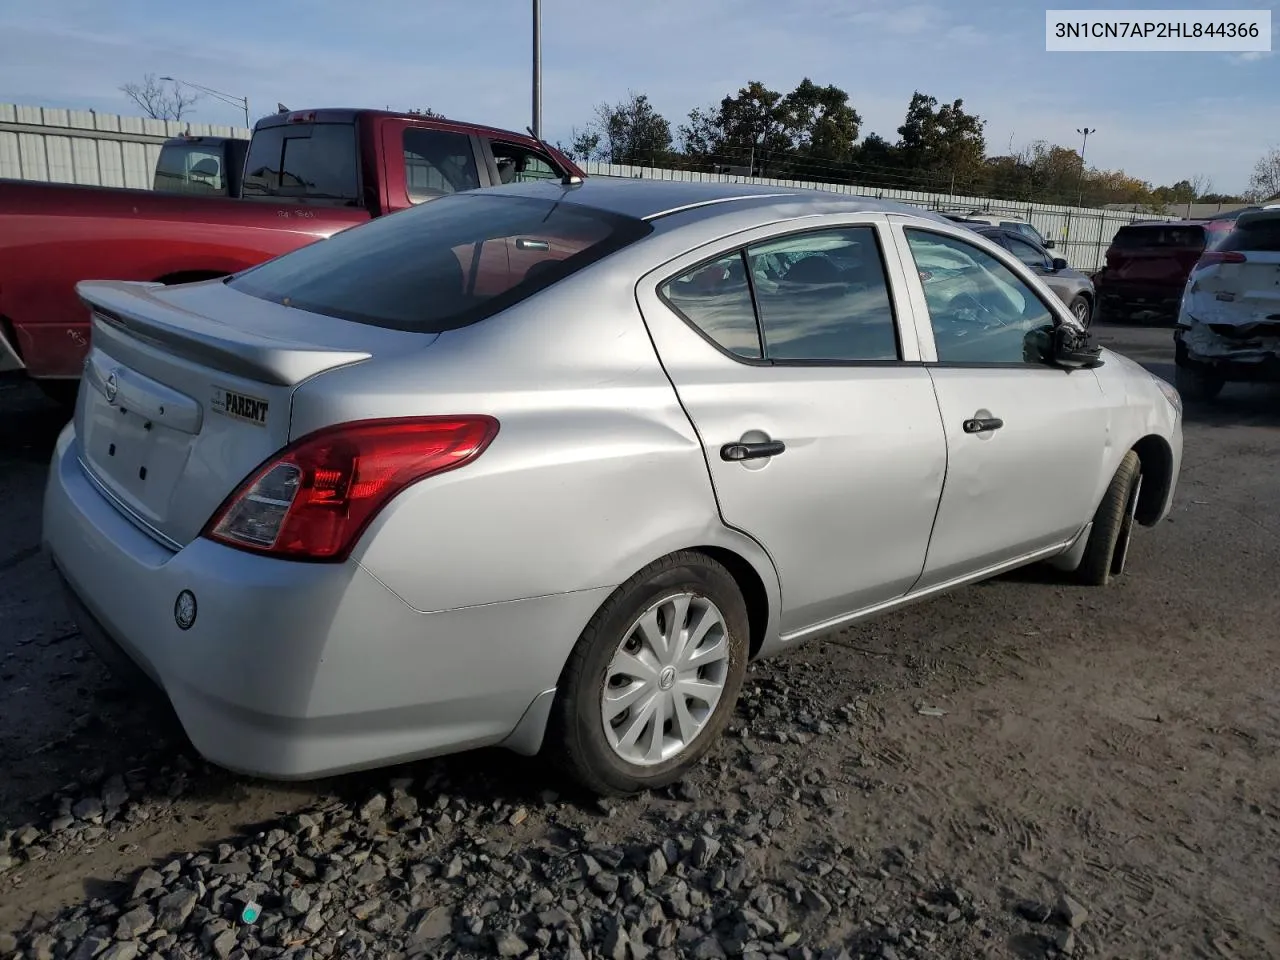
[893, 225, 1110, 589]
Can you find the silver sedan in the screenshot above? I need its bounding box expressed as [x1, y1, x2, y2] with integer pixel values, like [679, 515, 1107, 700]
[43, 179, 1184, 795]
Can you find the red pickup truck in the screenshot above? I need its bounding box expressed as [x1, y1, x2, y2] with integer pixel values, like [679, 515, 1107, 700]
[0, 108, 583, 400]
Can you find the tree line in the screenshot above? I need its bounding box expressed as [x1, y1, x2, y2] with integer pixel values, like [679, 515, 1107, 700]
[557, 81, 1276, 211]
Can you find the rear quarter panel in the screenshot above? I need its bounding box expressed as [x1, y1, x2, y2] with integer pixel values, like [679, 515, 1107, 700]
[0, 180, 370, 377]
[287, 256, 783, 672]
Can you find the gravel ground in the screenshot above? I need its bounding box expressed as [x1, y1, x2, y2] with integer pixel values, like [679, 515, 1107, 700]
[2, 323, 1279, 960]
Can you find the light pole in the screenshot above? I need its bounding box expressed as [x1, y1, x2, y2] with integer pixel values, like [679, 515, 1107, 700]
[1075, 127, 1096, 206]
[161, 76, 250, 128]
[532, 0, 542, 140]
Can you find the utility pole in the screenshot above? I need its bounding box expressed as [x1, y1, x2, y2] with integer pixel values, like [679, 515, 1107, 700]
[532, 0, 542, 140]
[1075, 127, 1096, 207]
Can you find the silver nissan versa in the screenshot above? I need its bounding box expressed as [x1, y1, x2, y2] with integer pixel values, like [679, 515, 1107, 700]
[43, 178, 1183, 795]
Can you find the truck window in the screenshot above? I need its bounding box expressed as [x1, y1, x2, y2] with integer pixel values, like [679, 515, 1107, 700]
[489, 141, 561, 184]
[241, 123, 360, 203]
[404, 129, 481, 203]
[154, 143, 225, 195]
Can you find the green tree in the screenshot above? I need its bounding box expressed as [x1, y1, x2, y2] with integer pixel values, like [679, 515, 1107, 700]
[1246, 148, 1280, 201]
[584, 91, 673, 165]
[896, 92, 987, 191]
[782, 78, 861, 173]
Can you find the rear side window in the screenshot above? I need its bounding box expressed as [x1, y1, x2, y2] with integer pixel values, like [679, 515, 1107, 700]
[661, 253, 762, 358]
[1216, 215, 1280, 253]
[404, 128, 481, 202]
[747, 228, 899, 361]
[242, 123, 359, 203]
[229, 193, 652, 333]
[660, 226, 900, 362]
[1110, 225, 1206, 250]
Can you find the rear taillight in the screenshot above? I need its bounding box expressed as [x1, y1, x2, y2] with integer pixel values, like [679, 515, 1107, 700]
[203, 416, 499, 561]
[1196, 250, 1248, 269]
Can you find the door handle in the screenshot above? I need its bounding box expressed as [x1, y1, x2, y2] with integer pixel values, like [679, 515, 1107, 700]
[962, 417, 1004, 434]
[721, 440, 786, 462]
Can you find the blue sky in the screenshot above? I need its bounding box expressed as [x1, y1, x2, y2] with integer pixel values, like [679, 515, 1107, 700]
[0, 0, 1275, 193]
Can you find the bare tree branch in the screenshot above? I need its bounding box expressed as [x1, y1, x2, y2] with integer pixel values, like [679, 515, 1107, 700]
[120, 74, 201, 121]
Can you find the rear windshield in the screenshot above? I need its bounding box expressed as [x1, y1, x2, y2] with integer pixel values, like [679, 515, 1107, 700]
[228, 193, 653, 332]
[154, 142, 227, 195]
[1109, 224, 1206, 251]
[241, 122, 359, 203]
[1215, 215, 1280, 253]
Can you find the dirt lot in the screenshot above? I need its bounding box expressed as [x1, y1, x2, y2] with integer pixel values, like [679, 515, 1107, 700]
[1, 323, 1278, 960]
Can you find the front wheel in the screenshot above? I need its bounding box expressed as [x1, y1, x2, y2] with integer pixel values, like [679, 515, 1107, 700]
[1076, 450, 1142, 587]
[1174, 361, 1224, 402]
[547, 552, 750, 796]
[1068, 295, 1092, 328]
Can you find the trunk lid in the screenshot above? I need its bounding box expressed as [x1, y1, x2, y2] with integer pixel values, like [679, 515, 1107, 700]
[74, 279, 430, 548]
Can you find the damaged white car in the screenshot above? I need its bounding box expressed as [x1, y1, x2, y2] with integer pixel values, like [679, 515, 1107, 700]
[1174, 209, 1280, 400]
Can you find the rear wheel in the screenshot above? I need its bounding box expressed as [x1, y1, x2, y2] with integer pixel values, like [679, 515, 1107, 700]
[548, 552, 749, 796]
[1076, 451, 1142, 587]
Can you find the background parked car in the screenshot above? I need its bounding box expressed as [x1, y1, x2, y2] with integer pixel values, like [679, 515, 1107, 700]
[1093, 220, 1210, 325]
[966, 224, 1095, 326]
[938, 211, 1060, 254]
[1174, 208, 1280, 400]
[43, 180, 1182, 795]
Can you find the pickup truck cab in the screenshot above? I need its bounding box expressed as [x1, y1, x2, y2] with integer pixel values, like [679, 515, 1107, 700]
[0, 108, 583, 397]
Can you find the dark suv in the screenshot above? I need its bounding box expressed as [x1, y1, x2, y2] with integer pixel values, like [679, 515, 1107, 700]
[1093, 221, 1210, 324]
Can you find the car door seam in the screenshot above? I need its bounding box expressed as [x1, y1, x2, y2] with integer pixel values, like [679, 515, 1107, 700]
[910, 368, 951, 596]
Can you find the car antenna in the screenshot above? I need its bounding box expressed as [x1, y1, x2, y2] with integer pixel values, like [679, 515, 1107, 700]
[527, 126, 583, 186]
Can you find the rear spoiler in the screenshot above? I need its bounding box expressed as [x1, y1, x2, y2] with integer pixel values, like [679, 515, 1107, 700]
[77, 280, 370, 386]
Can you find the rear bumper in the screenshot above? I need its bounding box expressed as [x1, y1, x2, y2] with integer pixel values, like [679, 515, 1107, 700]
[1176, 325, 1280, 382]
[43, 422, 607, 779]
[0, 319, 88, 379]
[1098, 284, 1184, 315]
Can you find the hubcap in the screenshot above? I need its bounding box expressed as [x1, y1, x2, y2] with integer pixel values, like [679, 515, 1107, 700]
[601, 592, 731, 767]
[1074, 301, 1090, 324]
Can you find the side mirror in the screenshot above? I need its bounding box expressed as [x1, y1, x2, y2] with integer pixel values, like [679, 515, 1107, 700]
[1051, 323, 1104, 369]
[1051, 257, 1069, 272]
[1043, 239, 1056, 249]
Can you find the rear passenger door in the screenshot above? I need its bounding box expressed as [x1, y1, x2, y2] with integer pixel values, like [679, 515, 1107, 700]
[636, 217, 948, 636]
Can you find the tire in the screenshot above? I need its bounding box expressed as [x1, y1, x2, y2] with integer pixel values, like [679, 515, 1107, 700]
[1068, 295, 1092, 328]
[1174, 361, 1224, 402]
[36, 379, 79, 408]
[547, 551, 750, 796]
[1076, 450, 1142, 587]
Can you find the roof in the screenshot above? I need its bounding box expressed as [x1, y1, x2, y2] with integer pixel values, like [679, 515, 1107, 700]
[1116, 219, 1206, 229]
[480, 176, 953, 224]
[252, 108, 545, 143]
